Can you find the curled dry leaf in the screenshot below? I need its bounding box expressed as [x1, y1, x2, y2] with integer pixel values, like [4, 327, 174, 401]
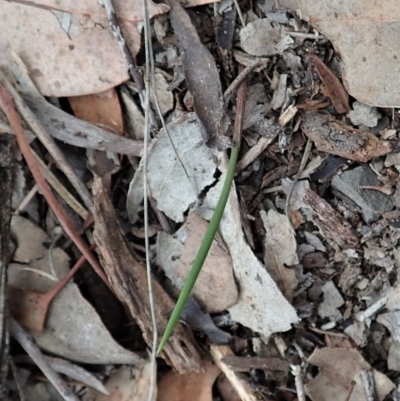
[278, 0, 400, 107]
[302, 112, 394, 162]
[157, 360, 220, 401]
[0, 0, 169, 96]
[169, 0, 229, 150]
[311, 55, 350, 114]
[260, 210, 298, 302]
[306, 348, 394, 401]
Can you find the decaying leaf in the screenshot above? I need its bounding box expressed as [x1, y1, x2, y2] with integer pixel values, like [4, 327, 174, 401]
[8, 216, 141, 364]
[169, 0, 229, 150]
[157, 360, 220, 401]
[93, 178, 201, 373]
[311, 55, 350, 114]
[158, 211, 238, 313]
[127, 113, 217, 223]
[0, 0, 169, 96]
[197, 165, 299, 338]
[301, 112, 394, 162]
[240, 19, 282, 57]
[260, 210, 298, 302]
[306, 348, 395, 401]
[95, 363, 155, 401]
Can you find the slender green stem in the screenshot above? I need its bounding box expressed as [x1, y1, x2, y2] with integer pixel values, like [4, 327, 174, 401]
[156, 143, 239, 354]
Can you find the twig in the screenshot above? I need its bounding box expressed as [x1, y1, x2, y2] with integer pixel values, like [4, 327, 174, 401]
[360, 370, 377, 401]
[102, 0, 144, 94]
[9, 357, 26, 401]
[285, 138, 312, 227]
[10, 318, 80, 401]
[290, 365, 306, 401]
[142, 0, 158, 399]
[157, 65, 247, 354]
[0, 71, 94, 213]
[353, 295, 388, 322]
[233, 0, 246, 27]
[0, 84, 110, 289]
[223, 59, 268, 103]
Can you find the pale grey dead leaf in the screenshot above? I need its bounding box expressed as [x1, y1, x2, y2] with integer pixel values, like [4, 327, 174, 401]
[127, 113, 217, 223]
[306, 348, 394, 401]
[317, 281, 344, 321]
[8, 216, 142, 364]
[95, 363, 155, 401]
[260, 210, 298, 302]
[377, 285, 400, 370]
[240, 19, 282, 57]
[150, 72, 174, 116]
[347, 101, 382, 128]
[278, 1, 400, 107]
[0, 0, 169, 96]
[158, 212, 238, 313]
[197, 161, 299, 337]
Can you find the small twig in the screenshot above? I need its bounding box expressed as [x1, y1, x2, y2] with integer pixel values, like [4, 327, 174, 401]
[0, 84, 110, 290]
[0, 71, 94, 213]
[360, 370, 377, 401]
[223, 59, 268, 103]
[291, 365, 306, 401]
[9, 357, 26, 401]
[309, 326, 349, 338]
[10, 318, 80, 401]
[353, 295, 388, 322]
[285, 138, 312, 227]
[102, 0, 144, 94]
[142, 0, 158, 398]
[233, 0, 246, 27]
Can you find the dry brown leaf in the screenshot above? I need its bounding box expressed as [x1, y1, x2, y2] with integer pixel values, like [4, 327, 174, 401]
[260, 210, 298, 302]
[158, 214, 239, 313]
[0, 0, 169, 96]
[157, 360, 220, 401]
[69, 88, 124, 135]
[302, 112, 394, 162]
[278, 1, 400, 107]
[311, 55, 350, 114]
[173, 212, 238, 313]
[169, 0, 229, 150]
[217, 375, 241, 401]
[306, 348, 394, 401]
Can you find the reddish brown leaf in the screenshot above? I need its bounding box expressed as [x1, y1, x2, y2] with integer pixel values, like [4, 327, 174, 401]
[311, 56, 350, 114]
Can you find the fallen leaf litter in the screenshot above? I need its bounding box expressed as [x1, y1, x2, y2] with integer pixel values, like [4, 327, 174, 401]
[1, 0, 400, 400]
